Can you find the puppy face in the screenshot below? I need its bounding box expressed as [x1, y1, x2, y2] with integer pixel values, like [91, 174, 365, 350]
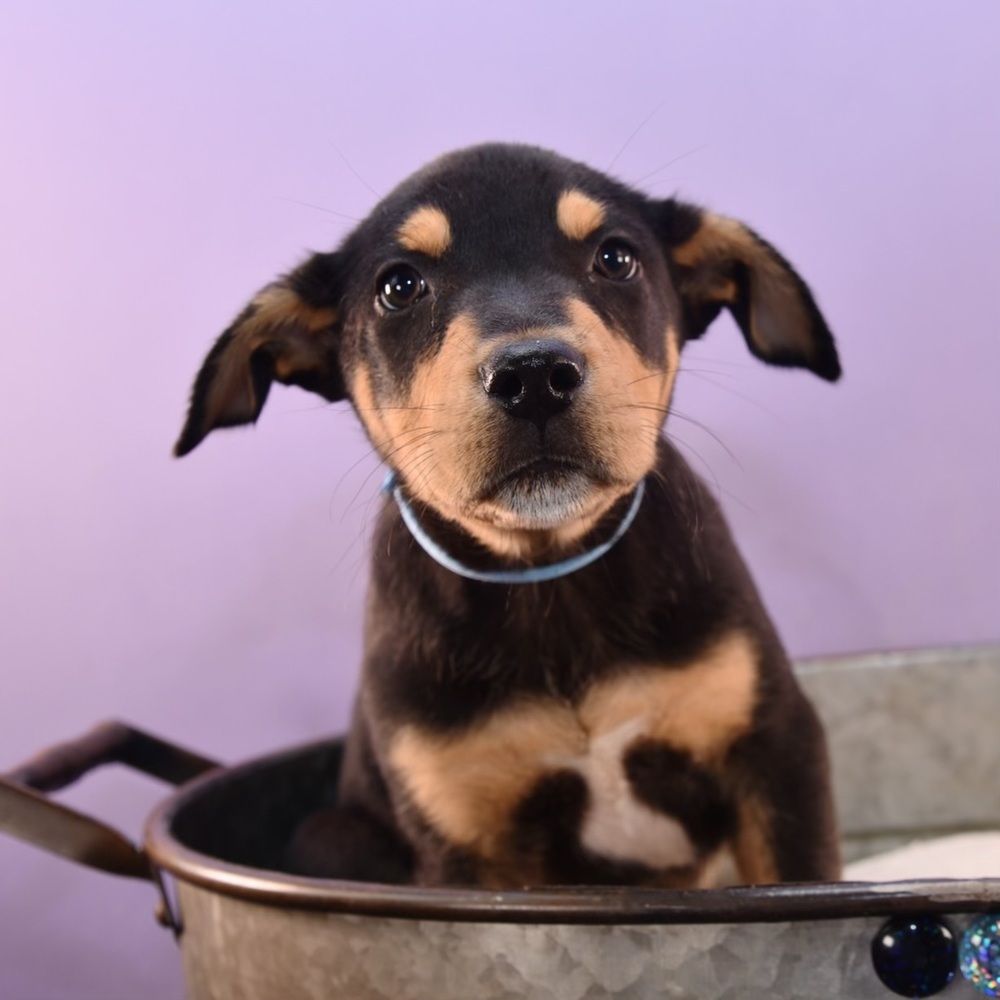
[339, 149, 689, 554]
[175, 144, 839, 556]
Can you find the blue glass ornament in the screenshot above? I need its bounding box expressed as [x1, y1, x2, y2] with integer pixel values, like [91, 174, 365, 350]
[871, 916, 957, 997]
[960, 914, 1000, 997]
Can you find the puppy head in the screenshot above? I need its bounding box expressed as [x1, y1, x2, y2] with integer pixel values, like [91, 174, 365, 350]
[176, 144, 839, 557]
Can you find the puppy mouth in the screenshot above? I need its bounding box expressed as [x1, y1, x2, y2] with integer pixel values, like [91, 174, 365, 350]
[478, 457, 613, 530]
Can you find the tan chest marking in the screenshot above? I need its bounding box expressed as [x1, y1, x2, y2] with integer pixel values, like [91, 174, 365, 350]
[389, 632, 758, 862]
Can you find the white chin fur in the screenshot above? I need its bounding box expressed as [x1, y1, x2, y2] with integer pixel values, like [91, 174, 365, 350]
[489, 472, 595, 530]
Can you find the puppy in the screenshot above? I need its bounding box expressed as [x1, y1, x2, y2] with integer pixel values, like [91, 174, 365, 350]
[176, 143, 841, 889]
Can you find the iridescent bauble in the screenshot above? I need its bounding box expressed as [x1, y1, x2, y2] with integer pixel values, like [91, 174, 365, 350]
[960, 914, 1000, 997]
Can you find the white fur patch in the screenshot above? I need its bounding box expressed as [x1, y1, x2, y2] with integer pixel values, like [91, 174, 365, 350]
[547, 718, 697, 869]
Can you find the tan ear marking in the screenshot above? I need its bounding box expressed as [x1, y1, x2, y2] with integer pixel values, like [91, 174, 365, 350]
[234, 286, 336, 381]
[247, 285, 336, 336]
[670, 213, 816, 362]
[193, 287, 335, 432]
[397, 205, 452, 258]
[671, 212, 749, 269]
[556, 189, 606, 241]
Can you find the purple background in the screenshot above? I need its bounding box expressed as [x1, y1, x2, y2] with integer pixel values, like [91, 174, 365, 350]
[2, 2, 997, 996]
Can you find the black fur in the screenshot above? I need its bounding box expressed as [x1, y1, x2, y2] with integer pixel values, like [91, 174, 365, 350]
[177, 143, 842, 888]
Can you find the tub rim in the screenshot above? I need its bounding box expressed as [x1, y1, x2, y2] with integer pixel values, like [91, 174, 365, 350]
[144, 736, 1000, 926]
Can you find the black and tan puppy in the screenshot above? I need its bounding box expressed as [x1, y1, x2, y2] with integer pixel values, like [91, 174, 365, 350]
[176, 143, 841, 889]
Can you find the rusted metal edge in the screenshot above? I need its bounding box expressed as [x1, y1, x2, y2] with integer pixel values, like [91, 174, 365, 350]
[6, 720, 219, 792]
[0, 720, 220, 882]
[0, 778, 151, 880]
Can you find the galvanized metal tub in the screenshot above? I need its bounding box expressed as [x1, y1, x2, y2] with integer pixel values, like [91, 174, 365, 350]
[2, 645, 999, 999]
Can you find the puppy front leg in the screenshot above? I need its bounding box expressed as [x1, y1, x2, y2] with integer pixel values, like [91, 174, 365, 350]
[285, 802, 413, 882]
[286, 709, 414, 883]
[731, 687, 841, 884]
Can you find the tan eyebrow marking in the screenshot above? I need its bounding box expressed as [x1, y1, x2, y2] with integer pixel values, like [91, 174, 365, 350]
[556, 189, 606, 241]
[397, 205, 452, 258]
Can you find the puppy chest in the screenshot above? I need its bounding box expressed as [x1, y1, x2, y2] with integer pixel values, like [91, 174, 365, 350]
[389, 637, 757, 873]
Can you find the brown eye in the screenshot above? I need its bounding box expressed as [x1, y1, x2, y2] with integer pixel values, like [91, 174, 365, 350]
[593, 240, 638, 281]
[377, 265, 427, 311]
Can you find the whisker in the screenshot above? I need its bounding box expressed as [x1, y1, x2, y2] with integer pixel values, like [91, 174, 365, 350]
[665, 430, 753, 515]
[666, 410, 744, 471]
[351, 402, 446, 415]
[274, 195, 361, 223]
[331, 427, 441, 514]
[679, 373, 785, 424]
[619, 402, 672, 417]
[626, 367, 680, 387]
[629, 143, 713, 187]
[330, 140, 382, 200]
[607, 103, 664, 173]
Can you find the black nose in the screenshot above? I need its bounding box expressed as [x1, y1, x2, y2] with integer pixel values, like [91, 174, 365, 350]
[479, 340, 585, 427]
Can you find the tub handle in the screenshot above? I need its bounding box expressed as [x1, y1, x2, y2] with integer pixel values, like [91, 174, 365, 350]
[0, 720, 220, 880]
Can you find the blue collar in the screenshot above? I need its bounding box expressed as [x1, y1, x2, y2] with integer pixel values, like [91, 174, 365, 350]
[382, 472, 646, 585]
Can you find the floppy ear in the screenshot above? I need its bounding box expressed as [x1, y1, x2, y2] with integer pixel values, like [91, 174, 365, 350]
[655, 201, 841, 381]
[174, 252, 345, 456]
